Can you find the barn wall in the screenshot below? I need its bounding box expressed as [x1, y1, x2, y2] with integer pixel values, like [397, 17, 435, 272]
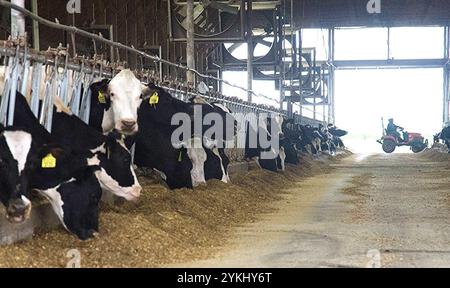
[38, 0, 177, 73]
[0, 0, 215, 79]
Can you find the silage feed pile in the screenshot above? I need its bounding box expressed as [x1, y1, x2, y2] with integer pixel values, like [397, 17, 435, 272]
[0, 151, 351, 268]
[420, 148, 450, 161]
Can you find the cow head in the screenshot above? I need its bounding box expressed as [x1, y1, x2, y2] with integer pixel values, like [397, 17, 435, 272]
[93, 70, 151, 135]
[93, 130, 141, 201]
[0, 130, 33, 223]
[140, 84, 193, 126]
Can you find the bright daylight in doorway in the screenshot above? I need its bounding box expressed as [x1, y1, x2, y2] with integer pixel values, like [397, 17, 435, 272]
[222, 26, 446, 153]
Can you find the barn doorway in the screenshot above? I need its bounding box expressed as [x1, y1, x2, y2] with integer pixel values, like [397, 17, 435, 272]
[335, 68, 443, 153]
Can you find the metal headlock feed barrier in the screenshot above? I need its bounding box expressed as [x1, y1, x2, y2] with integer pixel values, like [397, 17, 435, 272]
[0, 0, 323, 134]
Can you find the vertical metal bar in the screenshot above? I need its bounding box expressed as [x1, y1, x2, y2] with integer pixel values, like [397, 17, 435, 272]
[444, 67, 448, 124]
[313, 48, 316, 121]
[186, 0, 195, 85]
[246, 0, 253, 103]
[11, 0, 25, 37]
[277, 4, 284, 110]
[31, 0, 40, 50]
[287, 0, 294, 118]
[19, 46, 29, 95]
[30, 62, 42, 117]
[443, 26, 449, 124]
[0, 57, 13, 125]
[387, 27, 390, 60]
[328, 28, 335, 124]
[45, 71, 58, 132]
[7, 50, 20, 126]
[70, 70, 83, 116]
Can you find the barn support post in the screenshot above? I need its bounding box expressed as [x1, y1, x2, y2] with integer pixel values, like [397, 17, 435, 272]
[31, 0, 39, 50]
[10, 0, 25, 37]
[443, 26, 450, 125]
[328, 28, 335, 124]
[246, 0, 253, 103]
[277, 4, 284, 110]
[186, 0, 195, 85]
[287, 0, 294, 118]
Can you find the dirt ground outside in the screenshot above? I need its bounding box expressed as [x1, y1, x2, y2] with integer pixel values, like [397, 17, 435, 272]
[0, 152, 349, 268]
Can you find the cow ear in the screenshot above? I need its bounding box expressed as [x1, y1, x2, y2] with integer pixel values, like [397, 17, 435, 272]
[90, 79, 109, 92]
[141, 84, 154, 99]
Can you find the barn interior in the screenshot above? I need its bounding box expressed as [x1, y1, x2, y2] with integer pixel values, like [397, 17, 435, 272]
[1, 0, 450, 269]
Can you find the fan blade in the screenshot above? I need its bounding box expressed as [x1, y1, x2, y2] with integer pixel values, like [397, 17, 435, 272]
[227, 42, 244, 54]
[181, 3, 206, 29]
[255, 38, 273, 48]
[202, 0, 239, 14]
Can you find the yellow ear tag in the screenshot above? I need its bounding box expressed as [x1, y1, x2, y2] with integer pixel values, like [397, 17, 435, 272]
[149, 92, 159, 106]
[98, 91, 107, 104]
[42, 153, 57, 169]
[178, 150, 183, 162]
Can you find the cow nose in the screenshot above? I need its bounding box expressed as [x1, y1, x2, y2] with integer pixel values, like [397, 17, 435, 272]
[8, 199, 27, 214]
[6, 199, 30, 223]
[121, 119, 136, 129]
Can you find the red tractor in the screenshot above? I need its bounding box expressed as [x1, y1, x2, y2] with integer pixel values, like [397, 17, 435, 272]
[377, 118, 428, 154]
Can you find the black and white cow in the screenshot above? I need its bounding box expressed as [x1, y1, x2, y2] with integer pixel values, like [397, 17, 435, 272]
[245, 114, 285, 172]
[439, 126, 450, 146]
[13, 94, 141, 201]
[0, 125, 33, 223]
[438, 126, 450, 152]
[31, 144, 102, 240]
[280, 119, 300, 165]
[10, 92, 103, 239]
[317, 124, 336, 155]
[133, 84, 194, 189]
[51, 100, 141, 201]
[328, 124, 347, 149]
[87, 70, 151, 135]
[189, 96, 236, 183]
[298, 125, 323, 156]
[134, 85, 231, 188]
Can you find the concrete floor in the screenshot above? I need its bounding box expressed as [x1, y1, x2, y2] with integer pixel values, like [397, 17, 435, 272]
[178, 153, 450, 268]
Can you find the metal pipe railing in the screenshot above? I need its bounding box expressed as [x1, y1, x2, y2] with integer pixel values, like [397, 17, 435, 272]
[0, 0, 279, 105]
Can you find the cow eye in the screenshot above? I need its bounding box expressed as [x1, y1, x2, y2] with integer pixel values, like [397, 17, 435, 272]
[110, 93, 115, 98]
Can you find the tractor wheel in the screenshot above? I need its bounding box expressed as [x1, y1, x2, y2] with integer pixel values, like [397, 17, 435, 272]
[411, 141, 426, 153]
[382, 139, 396, 153]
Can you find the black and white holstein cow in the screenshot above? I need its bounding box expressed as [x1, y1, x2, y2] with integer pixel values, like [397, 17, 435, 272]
[189, 96, 236, 183]
[280, 119, 301, 165]
[438, 126, 450, 152]
[11, 93, 103, 239]
[0, 125, 33, 223]
[328, 124, 347, 150]
[15, 93, 141, 201]
[245, 114, 285, 172]
[134, 85, 231, 189]
[87, 70, 151, 135]
[318, 124, 336, 155]
[298, 125, 323, 156]
[51, 100, 141, 201]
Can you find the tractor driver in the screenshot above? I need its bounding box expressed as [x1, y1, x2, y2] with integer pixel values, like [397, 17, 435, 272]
[387, 118, 406, 143]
